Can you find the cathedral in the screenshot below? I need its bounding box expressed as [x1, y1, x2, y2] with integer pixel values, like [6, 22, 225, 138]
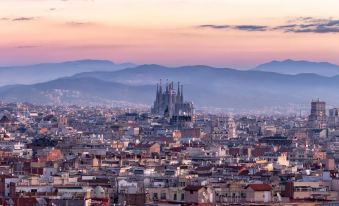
[151, 80, 194, 118]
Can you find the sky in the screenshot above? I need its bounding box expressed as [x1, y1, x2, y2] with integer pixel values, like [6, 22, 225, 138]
[0, 0, 339, 69]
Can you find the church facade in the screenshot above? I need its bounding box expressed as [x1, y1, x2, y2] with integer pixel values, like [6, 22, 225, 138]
[151, 80, 194, 118]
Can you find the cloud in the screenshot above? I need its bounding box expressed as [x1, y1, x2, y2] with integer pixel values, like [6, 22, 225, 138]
[65, 21, 93, 27]
[234, 25, 268, 31]
[12, 17, 36, 21]
[198, 24, 229, 29]
[198, 24, 268, 32]
[276, 18, 339, 33]
[288, 17, 329, 24]
[198, 17, 339, 33]
[0, 17, 37, 22]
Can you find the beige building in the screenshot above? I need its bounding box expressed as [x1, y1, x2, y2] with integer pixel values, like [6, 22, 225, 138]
[183, 185, 214, 204]
[245, 184, 273, 203]
[285, 181, 338, 201]
[147, 186, 185, 203]
[214, 182, 246, 203]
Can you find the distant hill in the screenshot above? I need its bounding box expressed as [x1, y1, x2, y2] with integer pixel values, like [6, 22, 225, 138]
[2, 64, 339, 112]
[0, 59, 136, 86]
[0, 77, 153, 107]
[253, 59, 339, 77]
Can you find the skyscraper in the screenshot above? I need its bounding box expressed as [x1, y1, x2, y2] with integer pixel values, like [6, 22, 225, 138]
[308, 100, 327, 129]
[328, 108, 339, 129]
[151, 80, 194, 118]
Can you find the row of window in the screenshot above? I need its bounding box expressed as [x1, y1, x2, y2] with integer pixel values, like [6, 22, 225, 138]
[152, 193, 184, 201]
[216, 192, 246, 198]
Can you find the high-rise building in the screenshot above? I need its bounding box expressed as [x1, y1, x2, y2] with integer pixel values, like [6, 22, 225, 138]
[308, 100, 327, 129]
[151, 80, 194, 118]
[226, 116, 237, 139]
[328, 108, 339, 129]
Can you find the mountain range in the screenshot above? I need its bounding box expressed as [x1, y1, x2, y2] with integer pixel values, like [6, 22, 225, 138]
[253, 59, 339, 77]
[1, 59, 339, 112]
[0, 60, 136, 86]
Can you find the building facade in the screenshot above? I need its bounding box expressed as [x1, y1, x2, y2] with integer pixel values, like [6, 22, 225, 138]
[308, 100, 327, 129]
[329, 108, 339, 129]
[151, 81, 194, 118]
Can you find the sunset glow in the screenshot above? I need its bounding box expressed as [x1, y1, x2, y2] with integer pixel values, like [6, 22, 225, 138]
[1, 0, 339, 68]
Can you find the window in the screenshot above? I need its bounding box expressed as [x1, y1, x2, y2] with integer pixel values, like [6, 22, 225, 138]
[174, 193, 177, 200]
[160, 193, 166, 200]
[181, 193, 185, 201]
[153, 193, 158, 200]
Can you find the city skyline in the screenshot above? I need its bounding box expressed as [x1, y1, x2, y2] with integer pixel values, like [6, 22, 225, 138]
[2, 1, 339, 205]
[1, 0, 339, 68]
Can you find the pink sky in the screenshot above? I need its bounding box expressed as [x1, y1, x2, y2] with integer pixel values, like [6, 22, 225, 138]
[0, 0, 339, 69]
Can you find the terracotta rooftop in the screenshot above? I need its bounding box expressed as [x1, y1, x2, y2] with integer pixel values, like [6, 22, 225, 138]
[246, 183, 272, 191]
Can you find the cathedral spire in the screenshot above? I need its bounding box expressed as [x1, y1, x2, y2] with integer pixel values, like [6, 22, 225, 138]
[155, 83, 159, 105]
[152, 80, 193, 118]
[177, 82, 180, 96]
[159, 79, 162, 93]
[166, 79, 169, 92]
[181, 85, 184, 102]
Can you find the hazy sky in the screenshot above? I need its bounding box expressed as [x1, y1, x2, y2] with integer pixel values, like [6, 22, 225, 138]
[0, 0, 339, 68]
